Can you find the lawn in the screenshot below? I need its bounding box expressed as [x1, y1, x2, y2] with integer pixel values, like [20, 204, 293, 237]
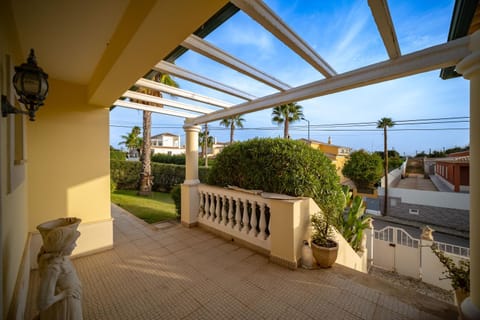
[111, 190, 177, 224]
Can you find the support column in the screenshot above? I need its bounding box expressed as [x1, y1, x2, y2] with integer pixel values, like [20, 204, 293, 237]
[181, 123, 201, 227]
[456, 30, 480, 319]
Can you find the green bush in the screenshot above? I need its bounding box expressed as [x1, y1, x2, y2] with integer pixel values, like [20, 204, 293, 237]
[170, 184, 181, 218]
[110, 160, 142, 190]
[342, 150, 383, 191]
[110, 179, 117, 193]
[152, 153, 186, 165]
[110, 147, 126, 161]
[110, 160, 210, 192]
[207, 138, 344, 224]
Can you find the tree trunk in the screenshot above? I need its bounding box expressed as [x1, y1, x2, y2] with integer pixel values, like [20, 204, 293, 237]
[383, 127, 388, 216]
[284, 118, 289, 139]
[139, 110, 152, 195]
[230, 123, 234, 144]
[204, 123, 208, 168]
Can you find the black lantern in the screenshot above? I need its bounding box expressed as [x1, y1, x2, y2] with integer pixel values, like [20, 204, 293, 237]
[1, 49, 49, 121]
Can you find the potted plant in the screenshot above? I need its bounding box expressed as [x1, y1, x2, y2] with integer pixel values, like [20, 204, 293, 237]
[430, 244, 470, 307]
[310, 211, 338, 268]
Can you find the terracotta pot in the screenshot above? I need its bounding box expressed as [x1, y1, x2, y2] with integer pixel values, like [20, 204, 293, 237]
[311, 241, 338, 268]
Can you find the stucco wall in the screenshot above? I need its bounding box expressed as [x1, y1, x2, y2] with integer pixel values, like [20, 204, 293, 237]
[27, 79, 111, 229]
[0, 2, 29, 317]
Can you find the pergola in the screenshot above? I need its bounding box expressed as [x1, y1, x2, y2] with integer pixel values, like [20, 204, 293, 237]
[111, 1, 480, 318]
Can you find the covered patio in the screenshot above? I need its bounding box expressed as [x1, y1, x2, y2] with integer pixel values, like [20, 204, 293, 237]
[27, 205, 456, 319]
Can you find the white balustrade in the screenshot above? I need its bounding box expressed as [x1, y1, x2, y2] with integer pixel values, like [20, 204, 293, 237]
[197, 185, 271, 251]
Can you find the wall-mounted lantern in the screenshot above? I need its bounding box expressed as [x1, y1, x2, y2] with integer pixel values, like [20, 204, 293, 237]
[1, 49, 49, 121]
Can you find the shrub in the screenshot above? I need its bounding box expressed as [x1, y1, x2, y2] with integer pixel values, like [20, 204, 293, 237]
[110, 147, 126, 161]
[110, 160, 210, 191]
[110, 179, 117, 193]
[207, 138, 344, 226]
[152, 153, 186, 165]
[342, 150, 383, 191]
[170, 184, 181, 218]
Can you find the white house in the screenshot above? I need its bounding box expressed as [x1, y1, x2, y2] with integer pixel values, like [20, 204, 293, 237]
[151, 133, 184, 155]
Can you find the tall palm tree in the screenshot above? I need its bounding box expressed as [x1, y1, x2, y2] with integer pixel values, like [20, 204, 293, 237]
[137, 72, 178, 195]
[377, 117, 395, 216]
[199, 124, 215, 167]
[271, 102, 304, 139]
[118, 126, 141, 158]
[219, 114, 245, 144]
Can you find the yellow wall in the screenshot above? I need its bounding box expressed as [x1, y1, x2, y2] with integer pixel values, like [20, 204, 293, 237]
[27, 79, 111, 229]
[1, 1, 29, 317]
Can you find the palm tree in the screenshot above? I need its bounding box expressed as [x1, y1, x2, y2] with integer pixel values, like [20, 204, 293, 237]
[199, 124, 215, 167]
[271, 103, 304, 139]
[137, 72, 178, 195]
[377, 117, 395, 216]
[118, 126, 141, 158]
[219, 115, 245, 144]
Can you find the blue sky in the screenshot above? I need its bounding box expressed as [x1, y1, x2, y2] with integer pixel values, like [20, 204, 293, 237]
[110, 0, 469, 156]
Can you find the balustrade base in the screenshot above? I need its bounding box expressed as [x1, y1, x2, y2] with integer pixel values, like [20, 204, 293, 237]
[181, 221, 198, 228]
[269, 254, 299, 270]
[198, 222, 270, 257]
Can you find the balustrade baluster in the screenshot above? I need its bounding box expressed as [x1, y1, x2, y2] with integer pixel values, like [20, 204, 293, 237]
[227, 196, 234, 228]
[199, 191, 205, 218]
[258, 202, 266, 239]
[204, 192, 210, 219]
[215, 194, 221, 224]
[249, 201, 258, 236]
[210, 193, 216, 222]
[221, 195, 228, 225]
[235, 198, 242, 232]
[242, 199, 250, 235]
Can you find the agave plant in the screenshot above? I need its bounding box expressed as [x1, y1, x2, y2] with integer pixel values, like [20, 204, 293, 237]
[338, 186, 371, 252]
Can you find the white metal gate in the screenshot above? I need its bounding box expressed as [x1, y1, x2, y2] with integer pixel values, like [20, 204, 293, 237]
[373, 227, 420, 278]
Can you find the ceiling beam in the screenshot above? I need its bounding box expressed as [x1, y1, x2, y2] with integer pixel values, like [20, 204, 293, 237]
[114, 99, 196, 118]
[232, 0, 336, 78]
[154, 60, 256, 100]
[123, 91, 213, 114]
[188, 36, 470, 125]
[135, 78, 232, 109]
[368, 0, 401, 59]
[182, 35, 291, 91]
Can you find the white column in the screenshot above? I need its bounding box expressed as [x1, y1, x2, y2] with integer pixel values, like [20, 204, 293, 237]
[456, 30, 480, 319]
[183, 123, 201, 184]
[181, 123, 201, 227]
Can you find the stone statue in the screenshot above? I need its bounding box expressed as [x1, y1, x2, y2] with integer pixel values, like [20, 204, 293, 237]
[36, 218, 83, 320]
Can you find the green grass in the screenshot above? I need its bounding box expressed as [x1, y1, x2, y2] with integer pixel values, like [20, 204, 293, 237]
[111, 190, 177, 224]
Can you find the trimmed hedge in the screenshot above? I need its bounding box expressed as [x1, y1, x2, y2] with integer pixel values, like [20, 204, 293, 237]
[110, 160, 210, 192]
[152, 153, 186, 165]
[207, 138, 344, 219]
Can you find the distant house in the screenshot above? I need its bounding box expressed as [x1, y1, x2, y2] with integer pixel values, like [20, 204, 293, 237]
[151, 133, 185, 155]
[299, 138, 351, 182]
[434, 151, 470, 192]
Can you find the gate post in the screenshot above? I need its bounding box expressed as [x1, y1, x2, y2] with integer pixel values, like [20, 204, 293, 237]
[364, 217, 374, 269]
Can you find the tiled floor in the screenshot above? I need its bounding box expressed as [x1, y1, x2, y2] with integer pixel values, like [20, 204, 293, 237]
[49, 205, 457, 319]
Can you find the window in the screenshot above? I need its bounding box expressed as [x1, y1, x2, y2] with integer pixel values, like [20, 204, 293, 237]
[409, 208, 419, 215]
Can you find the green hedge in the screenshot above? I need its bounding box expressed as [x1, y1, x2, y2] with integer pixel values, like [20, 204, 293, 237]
[110, 160, 210, 192]
[207, 138, 344, 220]
[152, 153, 186, 165]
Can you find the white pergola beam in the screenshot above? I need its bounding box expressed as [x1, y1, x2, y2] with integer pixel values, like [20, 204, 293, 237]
[114, 99, 196, 118]
[123, 90, 213, 114]
[189, 36, 470, 125]
[154, 61, 256, 101]
[135, 78, 233, 109]
[368, 0, 401, 59]
[182, 35, 291, 91]
[232, 0, 336, 78]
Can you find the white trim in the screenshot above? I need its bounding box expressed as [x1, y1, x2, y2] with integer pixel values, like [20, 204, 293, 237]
[189, 36, 470, 125]
[123, 90, 213, 114]
[135, 78, 233, 109]
[155, 61, 256, 100]
[232, 0, 336, 77]
[114, 99, 196, 118]
[183, 35, 291, 91]
[368, 0, 401, 59]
